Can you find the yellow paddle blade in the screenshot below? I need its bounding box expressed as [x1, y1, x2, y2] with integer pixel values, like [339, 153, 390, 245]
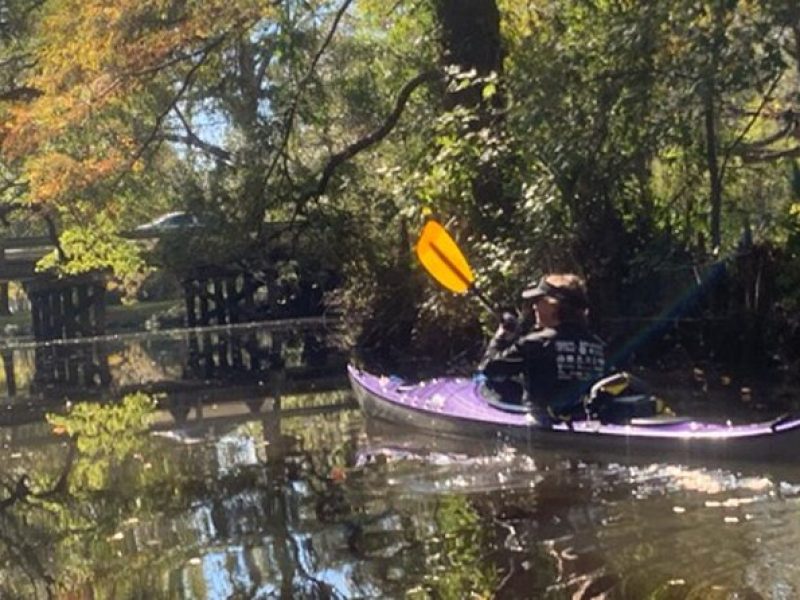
[415, 220, 475, 294]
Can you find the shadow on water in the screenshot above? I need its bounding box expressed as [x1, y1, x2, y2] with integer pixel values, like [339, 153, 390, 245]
[2, 325, 800, 598]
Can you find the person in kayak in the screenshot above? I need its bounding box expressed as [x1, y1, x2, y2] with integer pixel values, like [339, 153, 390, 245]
[478, 273, 606, 423]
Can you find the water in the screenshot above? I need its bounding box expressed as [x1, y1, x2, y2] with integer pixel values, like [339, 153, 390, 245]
[1, 323, 800, 599]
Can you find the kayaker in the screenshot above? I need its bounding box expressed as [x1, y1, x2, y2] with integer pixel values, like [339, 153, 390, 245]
[478, 273, 606, 423]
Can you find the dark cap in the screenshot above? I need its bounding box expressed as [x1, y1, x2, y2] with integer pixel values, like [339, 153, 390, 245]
[522, 276, 587, 306]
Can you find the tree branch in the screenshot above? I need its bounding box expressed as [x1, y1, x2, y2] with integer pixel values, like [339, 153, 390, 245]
[735, 115, 796, 148]
[259, 0, 355, 225]
[160, 133, 233, 162]
[0, 85, 42, 102]
[115, 36, 227, 189]
[740, 145, 800, 163]
[296, 69, 440, 207]
[40, 207, 67, 262]
[35, 443, 77, 499]
[719, 69, 784, 179]
[163, 105, 233, 164]
[0, 475, 30, 511]
[0, 203, 21, 227]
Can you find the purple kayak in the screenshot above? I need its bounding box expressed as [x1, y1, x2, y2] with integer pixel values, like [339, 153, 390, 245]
[348, 365, 800, 463]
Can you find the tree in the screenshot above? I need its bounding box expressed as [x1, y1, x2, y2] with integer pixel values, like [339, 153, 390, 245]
[434, 0, 515, 225]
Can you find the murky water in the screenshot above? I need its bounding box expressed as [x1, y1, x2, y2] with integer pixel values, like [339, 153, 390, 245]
[2, 323, 800, 599]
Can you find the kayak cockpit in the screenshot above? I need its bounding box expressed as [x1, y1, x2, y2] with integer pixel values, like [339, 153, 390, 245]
[480, 371, 678, 426]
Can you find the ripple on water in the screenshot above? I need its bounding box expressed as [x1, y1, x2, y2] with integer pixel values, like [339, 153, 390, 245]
[582, 462, 800, 598]
[354, 444, 548, 495]
[353, 447, 800, 599]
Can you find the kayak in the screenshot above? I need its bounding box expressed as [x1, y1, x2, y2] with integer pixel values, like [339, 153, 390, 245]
[347, 365, 800, 464]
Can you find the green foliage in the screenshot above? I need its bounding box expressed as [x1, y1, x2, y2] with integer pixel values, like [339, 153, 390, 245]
[0, 392, 366, 598]
[3, 0, 800, 361]
[47, 393, 156, 491]
[414, 73, 512, 219]
[47, 392, 155, 441]
[36, 213, 150, 293]
[409, 495, 498, 599]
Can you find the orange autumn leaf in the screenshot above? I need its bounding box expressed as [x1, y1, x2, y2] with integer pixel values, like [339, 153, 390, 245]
[2, 0, 278, 214]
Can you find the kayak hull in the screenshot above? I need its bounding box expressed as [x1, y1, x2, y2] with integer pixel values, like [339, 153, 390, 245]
[348, 365, 800, 464]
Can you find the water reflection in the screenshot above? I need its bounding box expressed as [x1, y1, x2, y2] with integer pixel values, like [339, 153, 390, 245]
[356, 422, 800, 599]
[5, 401, 800, 598]
[0, 320, 344, 427]
[2, 327, 800, 598]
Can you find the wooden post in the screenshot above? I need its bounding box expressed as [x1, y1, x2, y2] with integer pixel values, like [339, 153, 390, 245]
[2, 350, 16, 397]
[201, 331, 214, 378]
[63, 287, 76, 338]
[47, 291, 59, 340]
[93, 341, 111, 386]
[226, 275, 239, 324]
[244, 273, 256, 317]
[231, 325, 244, 370]
[213, 277, 226, 325]
[218, 331, 231, 372]
[0, 241, 8, 316]
[185, 281, 198, 327]
[187, 330, 201, 376]
[65, 345, 81, 386]
[77, 286, 91, 337]
[92, 282, 106, 336]
[30, 292, 42, 339]
[0, 283, 10, 316]
[199, 278, 209, 325]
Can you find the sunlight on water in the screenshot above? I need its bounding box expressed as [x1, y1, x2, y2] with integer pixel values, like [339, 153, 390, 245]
[620, 462, 774, 495]
[350, 437, 800, 598]
[215, 433, 260, 473]
[3, 321, 800, 599]
[356, 444, 546, 494]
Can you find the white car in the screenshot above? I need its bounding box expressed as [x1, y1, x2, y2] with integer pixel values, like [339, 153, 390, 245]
[136, 211, 201, 232]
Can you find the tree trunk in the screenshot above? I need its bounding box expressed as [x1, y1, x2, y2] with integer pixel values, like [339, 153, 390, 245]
[436, 0, 504, 113]
[435, 0, 513, 221]
[705, 3, 725, 253]
[705, 87, 722, 252]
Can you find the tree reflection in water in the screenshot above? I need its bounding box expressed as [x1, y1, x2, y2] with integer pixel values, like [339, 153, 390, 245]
[2, 339, 800, 597]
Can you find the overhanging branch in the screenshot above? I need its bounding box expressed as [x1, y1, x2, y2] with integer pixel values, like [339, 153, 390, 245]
[740, 145, 800, 163]
[114, 35, 227, 189]
[260, 0, 356, 219]
[161, 103, 234, 166]
[159, 134, 232, 163]
[297, 69, 441, 206]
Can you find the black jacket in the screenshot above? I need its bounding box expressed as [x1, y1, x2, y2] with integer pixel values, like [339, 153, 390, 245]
[480, 323, 606, 413]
